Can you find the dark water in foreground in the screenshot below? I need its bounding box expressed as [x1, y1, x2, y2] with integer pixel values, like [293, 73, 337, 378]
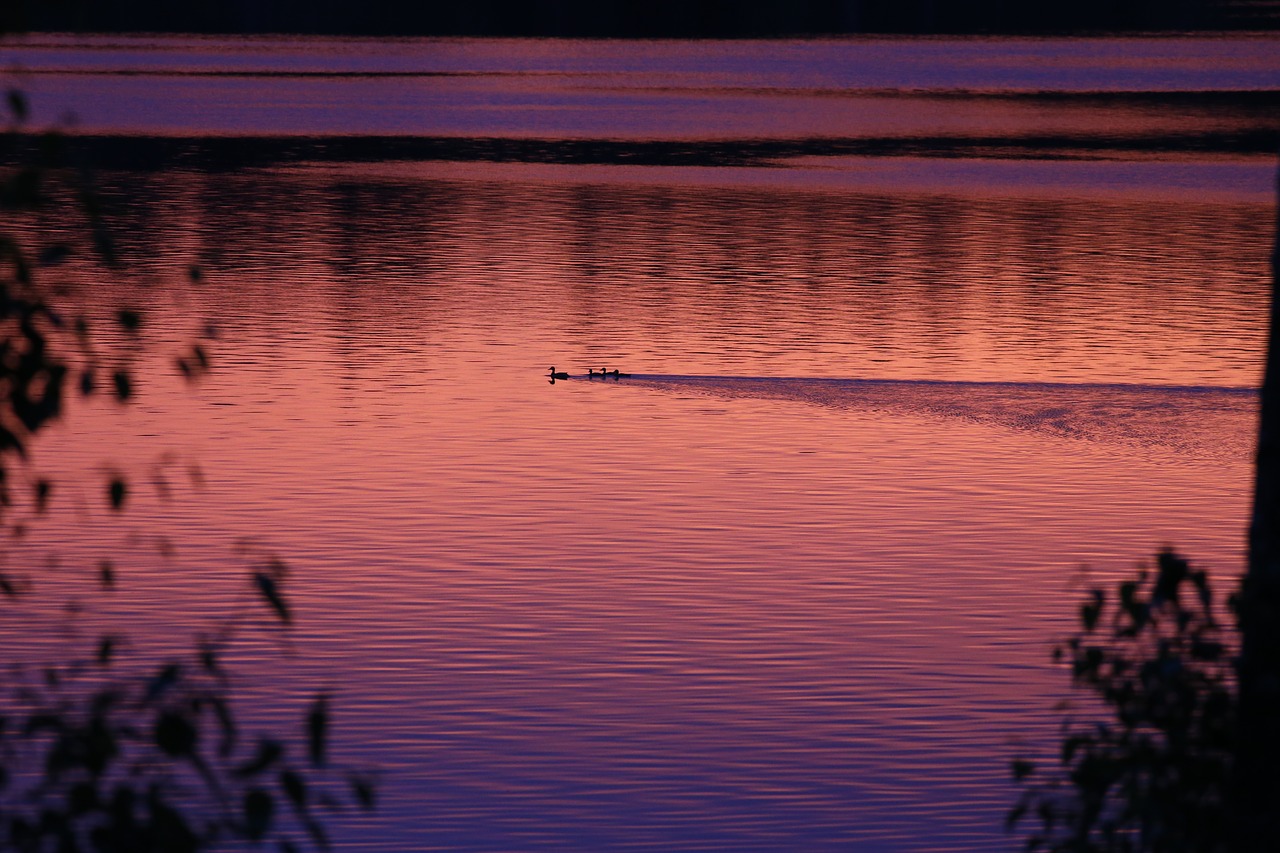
[1, 34, 1276, 850]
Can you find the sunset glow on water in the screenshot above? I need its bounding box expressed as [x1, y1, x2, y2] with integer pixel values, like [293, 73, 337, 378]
[1, 34, 1276, 850]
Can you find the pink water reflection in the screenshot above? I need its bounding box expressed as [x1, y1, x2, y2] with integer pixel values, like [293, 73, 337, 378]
[1, 158, 1264, 849]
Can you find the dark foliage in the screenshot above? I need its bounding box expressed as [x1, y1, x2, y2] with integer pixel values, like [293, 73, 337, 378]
[1009, 550, 1236, 852]
[0, 637, 372, 853]
[0, 75, 374, 851]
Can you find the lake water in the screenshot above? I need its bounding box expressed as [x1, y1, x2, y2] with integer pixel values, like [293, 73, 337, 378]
[1, 34, 1277, 851]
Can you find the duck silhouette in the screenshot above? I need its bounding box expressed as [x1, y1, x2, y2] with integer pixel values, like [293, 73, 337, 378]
[610, 369, 631, 379]
[547, 366, 569, 380]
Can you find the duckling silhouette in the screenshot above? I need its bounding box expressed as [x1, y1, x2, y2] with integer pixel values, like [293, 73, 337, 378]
[548, 366, 569, 381]
[611, 369, 631, 379]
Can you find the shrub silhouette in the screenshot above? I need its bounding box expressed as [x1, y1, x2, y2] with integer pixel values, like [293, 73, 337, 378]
[1010, 550, 1235, 852]
[0, 84, 374, 851]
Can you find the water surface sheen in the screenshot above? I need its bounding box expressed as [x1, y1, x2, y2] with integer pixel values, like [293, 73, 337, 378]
[0, 35, 1273, 852]
[5, 33, 1280, 153]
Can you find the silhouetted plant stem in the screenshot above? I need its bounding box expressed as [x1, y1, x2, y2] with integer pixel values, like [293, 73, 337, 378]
[1233, 158, 1280, 851]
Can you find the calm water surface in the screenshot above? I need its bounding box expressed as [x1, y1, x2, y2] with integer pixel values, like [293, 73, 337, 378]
[1, 35, 1276, 850]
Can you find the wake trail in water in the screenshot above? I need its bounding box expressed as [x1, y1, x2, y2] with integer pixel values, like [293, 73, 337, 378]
[603, 375, 1257, 463]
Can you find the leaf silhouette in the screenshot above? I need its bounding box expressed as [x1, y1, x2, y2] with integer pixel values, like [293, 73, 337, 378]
[308, 694, 329, 767]
[33, 479, 50, 513]
[112, 370, 131, 401]
[253, 571, 291, 624]
[243, 789, 273, 840]
[155, 712, 197, 757]
[98, 559, 114, 589]
[108, 477, 126, 511]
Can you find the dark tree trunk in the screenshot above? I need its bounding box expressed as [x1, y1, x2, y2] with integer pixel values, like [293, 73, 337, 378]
[1234, 161, 1280, 850]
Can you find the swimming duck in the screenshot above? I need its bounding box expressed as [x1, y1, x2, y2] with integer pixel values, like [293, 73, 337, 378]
[548, 366, 569, 380]
[610, 369, 631, 379]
